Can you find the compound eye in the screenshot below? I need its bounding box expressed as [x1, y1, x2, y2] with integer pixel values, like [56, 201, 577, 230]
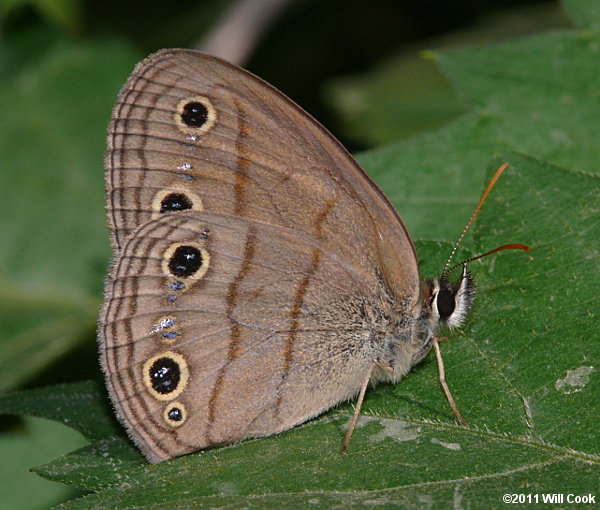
[437, 288, 456, 319]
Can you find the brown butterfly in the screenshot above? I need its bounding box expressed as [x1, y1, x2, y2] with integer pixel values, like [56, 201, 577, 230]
[99, 49, 528, 463]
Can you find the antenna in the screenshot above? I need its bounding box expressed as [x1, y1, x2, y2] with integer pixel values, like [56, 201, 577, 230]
[442, 162, 530, 278]
[444, 243, 530, 277]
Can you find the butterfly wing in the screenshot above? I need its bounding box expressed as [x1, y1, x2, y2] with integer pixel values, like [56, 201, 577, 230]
[106, 49, 419, 301]
[102, 50, 424, 462]
[100, 212, 388, 462]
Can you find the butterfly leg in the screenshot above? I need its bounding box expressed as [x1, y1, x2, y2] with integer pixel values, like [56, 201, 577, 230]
[341, 361, 376, 454]
[433, 336, 468, 427]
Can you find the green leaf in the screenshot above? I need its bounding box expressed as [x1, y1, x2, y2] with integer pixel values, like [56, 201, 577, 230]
[436, 30, 600, 172]
[357, 113, 499, 242]
[473, 155, 599, 454]
[0, 380, 118, 439]
[0, 38, 141, 391]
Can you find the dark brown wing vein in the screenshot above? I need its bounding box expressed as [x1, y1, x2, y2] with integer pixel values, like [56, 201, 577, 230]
[275, 198, 337, 414]
[206, 226, 257, 441]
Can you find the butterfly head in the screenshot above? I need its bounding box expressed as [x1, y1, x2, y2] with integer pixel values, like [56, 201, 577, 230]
[425, 265, 476, 330]
[390, 264, 476, 374]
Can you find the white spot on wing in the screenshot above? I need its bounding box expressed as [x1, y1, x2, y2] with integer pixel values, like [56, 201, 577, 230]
[150, 317, 175, 334]
[177, 162, 193, 171]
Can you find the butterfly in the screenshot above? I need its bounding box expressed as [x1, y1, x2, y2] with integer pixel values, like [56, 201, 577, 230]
[99, 49, 528, 462]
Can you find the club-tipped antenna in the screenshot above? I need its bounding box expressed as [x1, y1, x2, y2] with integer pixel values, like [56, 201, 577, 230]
[442, 162, 510, 278]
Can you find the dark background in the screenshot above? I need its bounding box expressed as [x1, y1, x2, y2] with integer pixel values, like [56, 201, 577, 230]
[3, 0, 567, 153]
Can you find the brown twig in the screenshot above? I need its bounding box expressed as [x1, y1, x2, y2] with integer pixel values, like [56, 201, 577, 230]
[196, 0, 293, 66]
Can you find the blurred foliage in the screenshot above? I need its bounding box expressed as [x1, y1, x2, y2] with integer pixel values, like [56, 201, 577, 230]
[1, 0, 597, 509]
[0, 0, 81, 34]
[325, 3, 570, 146]
[0, 416, 87, 509]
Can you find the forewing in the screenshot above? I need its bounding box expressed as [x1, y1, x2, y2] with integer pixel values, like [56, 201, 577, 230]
[105, 49, 419, 301]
